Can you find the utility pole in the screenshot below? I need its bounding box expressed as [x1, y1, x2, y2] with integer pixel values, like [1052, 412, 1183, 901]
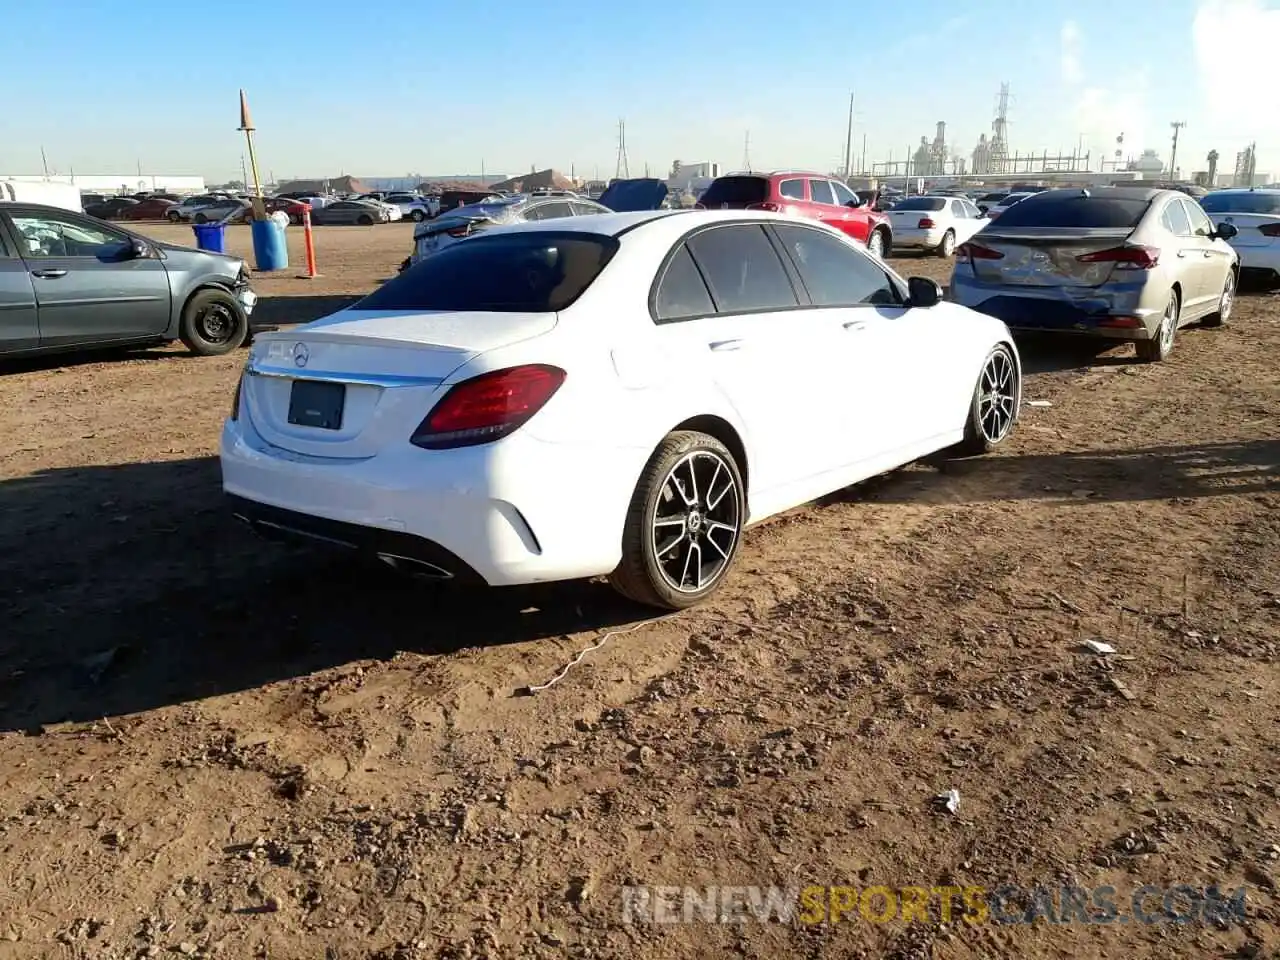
[844, 92, 855, 179]
[240, 155, 249, 189]
[742, 130, 751, 170]
[1169, 120, 1187, 180]
[40, 146, 50, 178]
[860, 134, 867, 177]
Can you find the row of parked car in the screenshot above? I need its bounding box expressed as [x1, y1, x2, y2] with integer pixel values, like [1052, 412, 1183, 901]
[400, 172, 1280, 365]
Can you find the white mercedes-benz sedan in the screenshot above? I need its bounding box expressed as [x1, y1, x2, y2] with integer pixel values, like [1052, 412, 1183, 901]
[220, 210, 1021, 609]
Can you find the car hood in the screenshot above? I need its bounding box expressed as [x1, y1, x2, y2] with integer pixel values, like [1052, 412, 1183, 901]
[151, 239, 244, 272]
[599, 178, 669, 211]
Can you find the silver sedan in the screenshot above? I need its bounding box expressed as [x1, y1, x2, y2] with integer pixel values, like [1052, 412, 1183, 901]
[950, 187, 1239, 362]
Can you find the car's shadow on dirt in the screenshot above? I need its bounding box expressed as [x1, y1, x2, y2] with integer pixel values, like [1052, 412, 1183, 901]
[0, 457, 643, 732]
[840, 438, 1280, 507]
[252, 294, 361, 328]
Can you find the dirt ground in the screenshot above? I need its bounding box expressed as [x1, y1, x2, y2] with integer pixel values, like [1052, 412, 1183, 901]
[0, 221, 1277, 960]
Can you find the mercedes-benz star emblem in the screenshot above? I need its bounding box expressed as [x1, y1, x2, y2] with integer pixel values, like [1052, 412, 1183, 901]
[292, 343, 309, 368]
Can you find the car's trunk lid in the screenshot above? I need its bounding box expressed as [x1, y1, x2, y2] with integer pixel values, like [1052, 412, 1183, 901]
[243, 309, 557, 459]
[964, 227, 1136, 287]
[1206, 212, 1280, 248]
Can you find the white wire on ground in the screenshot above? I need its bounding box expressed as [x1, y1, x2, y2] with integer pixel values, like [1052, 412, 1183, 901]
[518, 610, 688, 695]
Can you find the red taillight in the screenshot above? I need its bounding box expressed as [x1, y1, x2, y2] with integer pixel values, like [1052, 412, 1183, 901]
[1075, 245, 1160, 270]
[747, 201, 782, 212]
[956, 242, 1004, 260]
[1096, 316, 1142, 328]
[1256, 223, 1280, 237]
[411, 365, 566, 449]
[918, 217, 936, 229]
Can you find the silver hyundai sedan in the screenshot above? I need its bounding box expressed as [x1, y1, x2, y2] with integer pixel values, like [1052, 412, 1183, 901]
[950, 187, 1239, 361]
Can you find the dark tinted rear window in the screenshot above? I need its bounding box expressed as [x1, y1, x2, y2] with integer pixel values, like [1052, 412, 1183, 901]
[698, 176, 769, 207]
[892, 197, 946, 211]
[358, 232, 618, 313]
[993, 194, 1150, 228]
[1200, 192, 1280, 215]
[978, 193, 1008, 202]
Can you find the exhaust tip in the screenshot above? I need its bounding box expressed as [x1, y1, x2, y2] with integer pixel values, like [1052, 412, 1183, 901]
[377, 552, 454, 580]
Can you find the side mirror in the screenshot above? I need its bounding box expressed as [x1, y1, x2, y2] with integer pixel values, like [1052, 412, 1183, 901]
[1214, 221, 1238, 240]
[131, 239, 149, 258]
[907, 276, 943, 308]
[845, 198, 863, 208]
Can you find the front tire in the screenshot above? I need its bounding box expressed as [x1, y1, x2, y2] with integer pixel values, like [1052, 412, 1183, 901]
[936, 229, 956, 258]
[193, 213, 209, 225]
[410, 210, 426, 221]
[952, 344, 1019, 456]
[1203, 270, 1235, 327]
[609, 431, 745, 610]
[179, 288, 248, 357]
[1135, 290, 1179, 362]
[357, 214, 373, 225]
[166, 210, 182, 222]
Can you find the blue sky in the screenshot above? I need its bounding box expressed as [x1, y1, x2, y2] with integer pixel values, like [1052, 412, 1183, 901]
[2, 0, 1274, 181]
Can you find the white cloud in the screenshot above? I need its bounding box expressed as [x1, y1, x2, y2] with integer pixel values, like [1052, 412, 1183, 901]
[1053, 18, 1149, 164]
[1072, 81, 1149, 164]
[1193, 0, 1280, 146]
[1060, 21, 1084, 84]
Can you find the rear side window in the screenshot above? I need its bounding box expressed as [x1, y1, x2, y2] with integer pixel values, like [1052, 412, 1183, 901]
[808, 180, 835, 205]
[653, 245, 714, 322]
[698, 176, 769, 207]
[773, 225, 899, 307]
[686, 225, 799, 314]
[1181, 199, 1215, 237]
[524, 201, 573, 221]
[779, 179, 805, 200]
[1161, 201, 1192, 236]
[892, 197, 946, 212]
[1200, 192, 1280, 215]
[358, 232, 618, 313]
[994, 194, 1150, 228]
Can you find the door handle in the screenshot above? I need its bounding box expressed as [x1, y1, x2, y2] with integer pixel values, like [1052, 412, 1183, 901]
[1203, 250, 1212, 258]
[842, 320, 868, 332]
[1176, 251, 1188, 258]
[31, 268, 68, 279]
[708, 339, 744, 352]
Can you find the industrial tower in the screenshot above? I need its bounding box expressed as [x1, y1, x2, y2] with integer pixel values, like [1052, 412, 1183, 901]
[615, 119, 629, 180]
[989, 82, 1010, 174]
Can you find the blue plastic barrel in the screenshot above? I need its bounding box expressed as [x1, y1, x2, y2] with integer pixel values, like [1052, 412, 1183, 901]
[251, 219, 289, 271]
[192, 223, 227, 254]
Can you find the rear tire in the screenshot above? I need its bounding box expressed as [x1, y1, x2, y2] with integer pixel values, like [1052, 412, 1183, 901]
[936, 229, 956, 258]
[1203, 269, 1235, 327]
[608, 431, 745, 610]
[166, 210, 182, 222]
[952, 343, 1020, 456]
[1135, 290, 1179, 362]
[179, 288, 248, 357]
[193, 213, 208, 225]
[410, 210, 426, 221]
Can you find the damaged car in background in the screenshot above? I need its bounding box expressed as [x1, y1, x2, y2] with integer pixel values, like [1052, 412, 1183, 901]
[398, 193, 611, 272]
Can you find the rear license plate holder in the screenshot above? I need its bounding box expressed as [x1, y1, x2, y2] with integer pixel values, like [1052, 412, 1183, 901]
[288, 379, 345, 430]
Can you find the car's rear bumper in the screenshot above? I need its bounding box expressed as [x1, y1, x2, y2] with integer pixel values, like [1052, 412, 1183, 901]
[219, 416, 642, 587]
[951, 275, 1161, 340]
[890, 227, 946, 249]
[1233, 244, 1280, 276]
